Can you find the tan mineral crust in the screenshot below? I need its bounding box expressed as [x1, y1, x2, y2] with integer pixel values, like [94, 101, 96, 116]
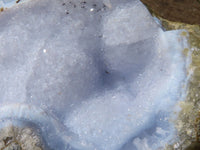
[0, 126, 44, 150]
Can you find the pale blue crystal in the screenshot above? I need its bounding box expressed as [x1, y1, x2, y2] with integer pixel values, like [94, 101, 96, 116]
[0, 0, 190, 150]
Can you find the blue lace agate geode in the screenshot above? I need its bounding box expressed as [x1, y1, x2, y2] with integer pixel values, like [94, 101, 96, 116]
[0, 0, 190, 150]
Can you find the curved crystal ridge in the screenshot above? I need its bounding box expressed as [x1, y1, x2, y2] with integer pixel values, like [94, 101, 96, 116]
[0, 0, 190, 150]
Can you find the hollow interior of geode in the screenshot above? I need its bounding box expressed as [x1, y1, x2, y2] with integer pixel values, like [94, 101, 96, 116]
[0, 0, 191, 150]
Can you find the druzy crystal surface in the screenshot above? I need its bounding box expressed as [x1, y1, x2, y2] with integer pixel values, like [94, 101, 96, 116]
[0, 0, 190, 150]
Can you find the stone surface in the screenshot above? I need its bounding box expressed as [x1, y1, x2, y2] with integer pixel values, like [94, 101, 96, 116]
[3, 142, 22, 150]
[0, 126, 43, 150]
[140, 0, 200, 25]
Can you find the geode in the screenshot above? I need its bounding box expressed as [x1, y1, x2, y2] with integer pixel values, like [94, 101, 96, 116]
[0, 0, 190, 150]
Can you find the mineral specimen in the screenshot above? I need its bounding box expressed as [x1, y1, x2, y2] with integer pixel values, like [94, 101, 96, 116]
[0, 0, 190, 150]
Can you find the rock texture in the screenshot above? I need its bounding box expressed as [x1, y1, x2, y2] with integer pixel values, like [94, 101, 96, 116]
[140, 0, 200, 25]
